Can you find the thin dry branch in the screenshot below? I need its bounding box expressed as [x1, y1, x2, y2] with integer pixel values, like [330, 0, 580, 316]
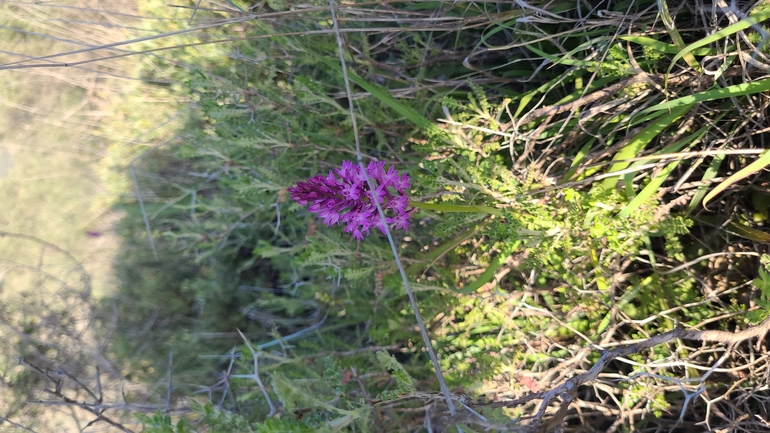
[480, 316, 770, 432]
[0, 417, 38, 433]
[21, 360, 134, 433]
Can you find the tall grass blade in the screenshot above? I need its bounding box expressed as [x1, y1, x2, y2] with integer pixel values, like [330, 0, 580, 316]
[687, 155, 724, 214]
[405, 222, 487, 276]
[619, 35, 715, 55]
[657, 0, 700, 71]
[727, 221, 770, 243]
[562, 138, 596, 182]
[703, 150, 770, 209]
[601, 104, 692, 191]
[642, 78, 770, 114]
[307, 52, 438, 133]
[666, 6, 770, 81]
[514, 70, 579, 119]
[453, 254, 506, 294]
[618, 124, 710, 218]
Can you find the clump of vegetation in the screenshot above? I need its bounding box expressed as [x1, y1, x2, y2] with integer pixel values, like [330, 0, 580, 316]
[6, 0, 770, 432]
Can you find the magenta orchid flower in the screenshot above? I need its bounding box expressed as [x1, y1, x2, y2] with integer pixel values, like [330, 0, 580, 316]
[288, 160, 415, 240]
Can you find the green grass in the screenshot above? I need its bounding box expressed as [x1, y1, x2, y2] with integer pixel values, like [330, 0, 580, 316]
[5, 0, 770, 432]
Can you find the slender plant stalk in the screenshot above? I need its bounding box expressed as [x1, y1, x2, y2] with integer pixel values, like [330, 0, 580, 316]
[327, 0, 456, 416]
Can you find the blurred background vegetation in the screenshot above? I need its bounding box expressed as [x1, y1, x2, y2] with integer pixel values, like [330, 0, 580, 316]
[4, 0, 770, 431]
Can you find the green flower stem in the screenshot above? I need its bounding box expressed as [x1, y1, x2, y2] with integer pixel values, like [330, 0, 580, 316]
[409, 201, 504, 216]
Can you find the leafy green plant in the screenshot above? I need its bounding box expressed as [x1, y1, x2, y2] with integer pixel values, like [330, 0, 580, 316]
[375, 351, 416, 401]
[30, 0, 770, 431]
[747, 255, 770, 324]
[137, 412, 195, 433]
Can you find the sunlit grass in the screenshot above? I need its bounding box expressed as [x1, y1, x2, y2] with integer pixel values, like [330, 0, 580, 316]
[4, 0, 770, 431]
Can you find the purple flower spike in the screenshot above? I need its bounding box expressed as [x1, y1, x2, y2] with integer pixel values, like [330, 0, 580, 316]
[288, 160, 414, 240]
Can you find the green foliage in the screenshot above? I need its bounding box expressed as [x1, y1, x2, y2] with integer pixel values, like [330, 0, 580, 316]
[375, 351, 416, 400]
[747, 255, 770, 324]
[135, 402, 340, 433]
[198, 402, 256, 432]
[86, 0, 770, 431]
[621, 381, 669, 418]
[136, 412, 194, 433]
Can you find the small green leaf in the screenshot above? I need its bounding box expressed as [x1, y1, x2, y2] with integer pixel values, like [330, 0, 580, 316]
[376, 351, 416, 400]
[751, 191, 770, 213]
[747, 309, 768, 325]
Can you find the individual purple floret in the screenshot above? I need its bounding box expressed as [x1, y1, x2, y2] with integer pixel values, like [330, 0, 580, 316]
[288, 160, 415, 240]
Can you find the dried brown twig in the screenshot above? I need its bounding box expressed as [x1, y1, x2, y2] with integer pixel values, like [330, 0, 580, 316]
[472, 316, 770, 432]
[21, 360, 134, 433]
